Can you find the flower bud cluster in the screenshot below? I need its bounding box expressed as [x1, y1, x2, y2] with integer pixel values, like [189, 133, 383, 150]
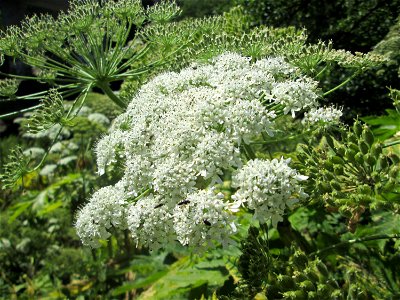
[297, 120, 400, 229]
[77, 53, 314, 250]
[238, 227, 343, 299]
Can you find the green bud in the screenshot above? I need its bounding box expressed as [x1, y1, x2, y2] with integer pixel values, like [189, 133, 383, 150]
[371, 171, 380, 182]
[325, 135, 335, 149]
[389, 166, 399, 179]
[345, 149, 357, 163]
[292, 251, 308, 269]
[293, 273, 309, 283]
[358, 141, 369, 155]
[349, 142, 359, 152]
[307, 291, 318, 300]
[378, 155, 388, 169]
[317, 181, 332, 193]
[357, 184, 372, 195]
[324, 171, 335, 181]
[330, 180, 341, 191]
[316, 283, 333, 298]
[339, 206, 352, 218]
[299, 280, 316, 292]
[355, 152, 364, 164]
[353, 121, 363, 137]
[331, 289, 343, 298]
[384, 178, 396, 191]
[324, 161, 334, 172]
[282, 290, 306, 300]
[388, 153, 400, 164]
[347, 133, 358, 144]
[364, 153, 376, 167]
[305, 268, 319, 283]
[334, 165, 344, 176]
[336, 145, 346, 157]
[362, 127, 374, 146]
[371, 143, 382, 158]
[315, 260, 329, 278]
[374, 182, 383, 192]
[277, 275, 295, 291]
[331, 155, 345, 166]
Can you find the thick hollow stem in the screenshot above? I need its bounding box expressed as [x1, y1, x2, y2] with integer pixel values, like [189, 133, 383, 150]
[97, 81, 127, 109]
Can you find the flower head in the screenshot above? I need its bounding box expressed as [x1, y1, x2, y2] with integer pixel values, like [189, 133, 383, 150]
[232, 158, 308, 226]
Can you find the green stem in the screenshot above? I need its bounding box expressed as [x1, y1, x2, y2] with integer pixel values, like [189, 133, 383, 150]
[0, 104, 42, 119]
[242, 142, 256, 160]
[383, 139, 400, 148]
[323, 71, 360, 97]
[32, 86, 92, 172]
[315, 64, 328, 78]
[128, 188, 152, 203]
[124, 230, 132, 258]
[97, 81, 127, 109]
[251, 132, 308, 145]
[310, 233, 400, 258]
[108, 238, 113, 258]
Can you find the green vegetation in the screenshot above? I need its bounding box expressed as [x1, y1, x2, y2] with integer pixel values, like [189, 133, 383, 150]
[0, 1, 399, 299]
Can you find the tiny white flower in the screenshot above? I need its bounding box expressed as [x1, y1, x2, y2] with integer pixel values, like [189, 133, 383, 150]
[75, 185, 127, 248]
[302, 106, 343, 125]
[232, 158, 308, 226]
[77, 52, 318, 250]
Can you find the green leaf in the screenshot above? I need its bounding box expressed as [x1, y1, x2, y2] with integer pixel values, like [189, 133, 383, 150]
[344, 211, 400, 252]
[8, 201, 34, 224]
[37, 201, 64, 216]
[136, 255, 230, 300]
[361, 109, 400, 141]
[111, 269, 169, 296]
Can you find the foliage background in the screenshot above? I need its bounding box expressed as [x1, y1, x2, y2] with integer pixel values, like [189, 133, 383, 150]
[0, 0, 399, 299]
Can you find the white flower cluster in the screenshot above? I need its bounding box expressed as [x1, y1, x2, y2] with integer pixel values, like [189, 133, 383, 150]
[126, 189, 235, 251]
[75, 185, 128, 248]
[78, 53, 314, 250]
[232, 158, 308, 226]
[302, 106, 343, 125]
